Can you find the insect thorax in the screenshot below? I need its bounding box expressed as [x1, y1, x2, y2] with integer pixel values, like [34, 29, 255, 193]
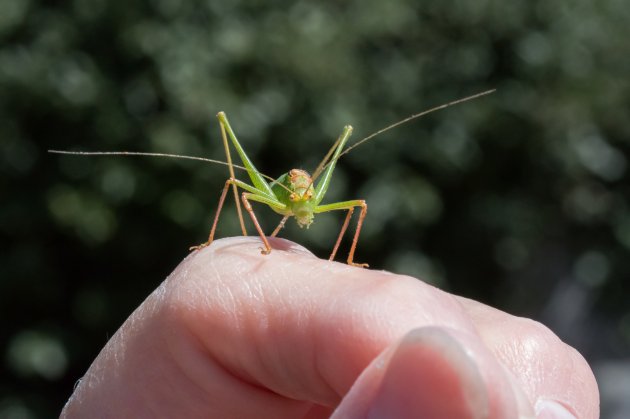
[272, 169, 316, 228]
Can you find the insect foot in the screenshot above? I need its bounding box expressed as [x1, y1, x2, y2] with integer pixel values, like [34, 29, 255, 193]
[189, 242, 211, 251]
[351, 262, 369, 269]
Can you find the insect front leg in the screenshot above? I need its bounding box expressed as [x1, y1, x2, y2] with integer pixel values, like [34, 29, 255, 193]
[191, 178, 276, 251]
[240, 193, 271, 254]
[315, 200, 368, 268]
[240, 192, 288, 255]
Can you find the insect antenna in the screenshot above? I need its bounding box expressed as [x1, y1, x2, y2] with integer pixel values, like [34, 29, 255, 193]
[311, 88, 496, 183]
[48, 150, 294, 194]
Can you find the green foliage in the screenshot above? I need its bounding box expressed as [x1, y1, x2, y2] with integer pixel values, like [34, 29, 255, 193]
[1, 0, 629, 416]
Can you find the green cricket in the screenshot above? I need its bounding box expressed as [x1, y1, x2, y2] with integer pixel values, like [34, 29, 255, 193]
[50, 89, 494, 268]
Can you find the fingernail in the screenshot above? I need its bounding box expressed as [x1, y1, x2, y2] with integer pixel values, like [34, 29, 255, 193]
[368, 328, 488, 419]
[502, 368, 535, 419]
[535, 399, 576, 419]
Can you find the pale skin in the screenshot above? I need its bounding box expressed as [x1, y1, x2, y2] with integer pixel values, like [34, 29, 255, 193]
[61, 237, 599, 418]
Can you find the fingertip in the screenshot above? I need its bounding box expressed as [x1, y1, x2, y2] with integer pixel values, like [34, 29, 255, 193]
[191, 236, 318, 265]
[169, 237, 498, 414]
[332, 328, 491, 419]
[332, 327, 540, 419]
[370, 328, 489, 419]
[168, 236, 324, 309]
[535, 399, 577, 419]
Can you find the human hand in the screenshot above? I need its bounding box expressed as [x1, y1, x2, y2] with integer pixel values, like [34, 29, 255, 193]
[61, 237, 598, 418]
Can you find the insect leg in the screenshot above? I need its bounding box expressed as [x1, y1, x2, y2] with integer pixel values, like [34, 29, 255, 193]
[271, 215, 290, 237]
[219, 118, 247, 236]
[191, 178, 278, 251]
[329, 207, 354, 262]
[241, 192, 280, 255]
[315, 200, 368, 268]
[190, 179, 233, 251]
[239, 192, 288, 255]
[347, 201, 368, 268]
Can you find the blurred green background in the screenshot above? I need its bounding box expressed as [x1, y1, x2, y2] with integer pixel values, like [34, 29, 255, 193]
[1, 0, 629, 417]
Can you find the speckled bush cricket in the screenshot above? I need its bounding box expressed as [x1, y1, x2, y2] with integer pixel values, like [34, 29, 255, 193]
[50, 89, 494, 267]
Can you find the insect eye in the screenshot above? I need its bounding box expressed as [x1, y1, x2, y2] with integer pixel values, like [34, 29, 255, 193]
[289, 193, 297, 201]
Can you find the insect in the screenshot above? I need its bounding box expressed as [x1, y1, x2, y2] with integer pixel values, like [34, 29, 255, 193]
[50, 89, 494, 267]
